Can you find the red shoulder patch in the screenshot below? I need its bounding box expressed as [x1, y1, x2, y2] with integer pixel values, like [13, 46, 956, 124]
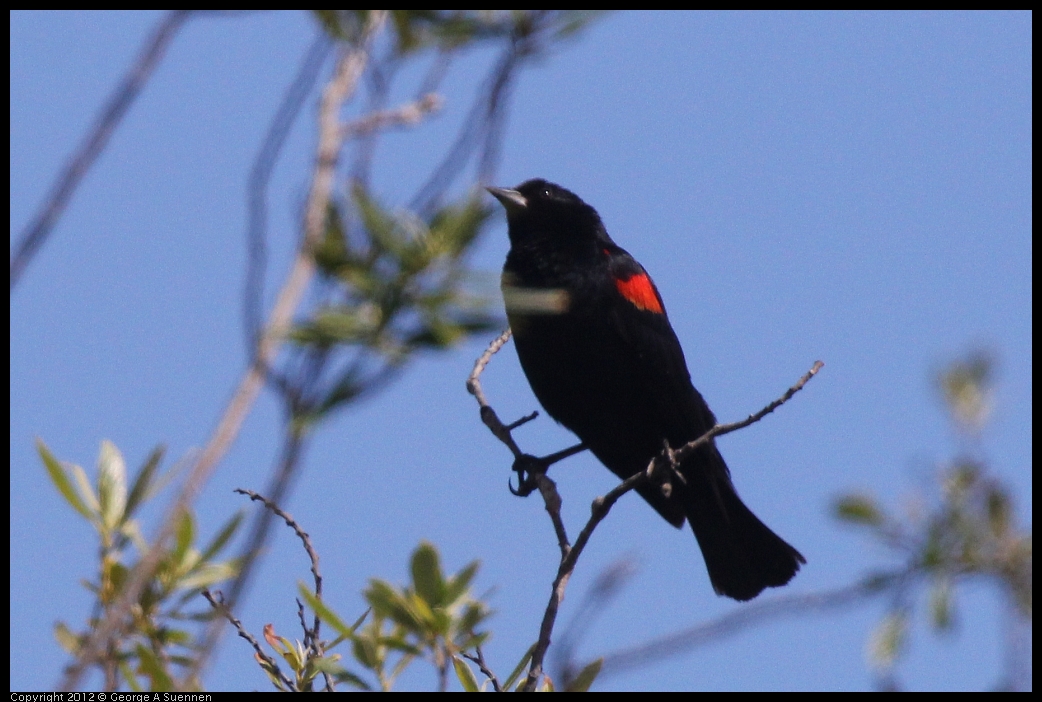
[614, 272, 664, 314]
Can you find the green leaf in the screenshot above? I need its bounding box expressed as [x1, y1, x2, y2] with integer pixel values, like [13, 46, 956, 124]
[354, 184, 409, 259]
[444, 560, 480, 606]
[53, 621, 81, 653]
[177, 561, 237, 591]
[97, 439, 128, 531]
[428, 197, 490, 256]
[409, 316, 465, 348]
[199, 511, 244, 564]
[453, 655, 480, 692]
[334, 669, 373, 691]
[503, 642, 536, 691]
[108, 561, 129, 598]
[124, 444, 165, 521]
[308, 654, 344, 675]
[135, 642, 175, 691]
[456, 630, 491, 652]
[379, 635, 422, 656]
[411, 541, 446, 608]
[298, 584, 360, 640]
[834, 493, 884, 526]
[930, 578, 954, 631]
[172, 510, 195, 567]
[986, 484, 1012, 537]
[70, 462, 101, 522]
[867, 611, 907, 670]
[387, 11, 509, 54]
[120, 659, 144, 692]
[313, 371, 366, 419]
[456, 601, 491, 636]
[314, 203, 350, 274]
[272, 636, 301, 671]
[37, 438, 94, 520]
[366, 580, 415, 626]
[157, 628, 191, 646]
[939, 350, 994, 431]
[405, 591, 439, 632]
[312, 10, 371, 44]
[119, 519, 150, 555]
[290, 307, 380, 347]
[352, 633, 380, 670]
[565, 657, 602, 692]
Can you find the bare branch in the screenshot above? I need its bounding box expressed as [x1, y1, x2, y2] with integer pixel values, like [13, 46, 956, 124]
[672, 360, 825, 465]
[467, 329, 530, 457]
[202, 589, 295, 691]
[11, 10, 191, 292]
[234, 488, 324, 616]
[462, 646, 502, 692]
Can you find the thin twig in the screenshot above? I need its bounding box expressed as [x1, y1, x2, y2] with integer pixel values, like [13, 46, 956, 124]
[56, 13, 389, 691]
[462, 646, 502, 692]
[536, 474, 570, 559]
[467, 329, 530, 458]
[11, 10, 191, 292]
[671, 360, 825, 465]
[202, 589, 295, 691]
[234, 488, 324, 613]
[233, 480, 332, 691]
[466, 328, 511, 410]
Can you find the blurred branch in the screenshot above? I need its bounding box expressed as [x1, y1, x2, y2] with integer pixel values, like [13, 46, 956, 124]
[56, 12, 389, 691]
[410, 20, 521, 214]
[11, 10, 190, 293]
[244, 32, 332, 356]
[341, 92, 443, 139]
[596, 571, 902, 680]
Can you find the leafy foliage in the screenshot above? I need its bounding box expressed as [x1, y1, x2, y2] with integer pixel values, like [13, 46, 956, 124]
[288, 185, 501, 426]
[240, 542, 497, 691]
[40, 439, 241, 691]
[834, 351, 1031, 689]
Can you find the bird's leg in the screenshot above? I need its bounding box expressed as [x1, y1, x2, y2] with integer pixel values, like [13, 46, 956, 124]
[509, 443, 587, 497]
[645, 439, 686, 500]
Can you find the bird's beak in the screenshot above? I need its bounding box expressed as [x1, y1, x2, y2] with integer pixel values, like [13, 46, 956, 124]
[486, 186, 527, 215]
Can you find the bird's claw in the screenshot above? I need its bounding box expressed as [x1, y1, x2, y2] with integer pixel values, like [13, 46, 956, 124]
[509, 453, 545, 497]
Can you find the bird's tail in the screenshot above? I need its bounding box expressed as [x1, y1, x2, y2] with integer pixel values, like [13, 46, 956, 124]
[680, 444, 805, 601]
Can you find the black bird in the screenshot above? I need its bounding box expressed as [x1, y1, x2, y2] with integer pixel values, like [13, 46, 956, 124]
[488, 178, 804, 601]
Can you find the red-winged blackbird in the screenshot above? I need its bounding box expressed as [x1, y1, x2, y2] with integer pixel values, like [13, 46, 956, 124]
[488, 179, 805, 601]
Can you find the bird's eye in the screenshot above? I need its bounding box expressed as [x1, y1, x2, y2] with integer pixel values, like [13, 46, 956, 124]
[543, 187, 552, 198]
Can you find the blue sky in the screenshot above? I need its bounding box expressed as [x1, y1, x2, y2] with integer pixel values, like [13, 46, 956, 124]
[10, 11, 1031, 691]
